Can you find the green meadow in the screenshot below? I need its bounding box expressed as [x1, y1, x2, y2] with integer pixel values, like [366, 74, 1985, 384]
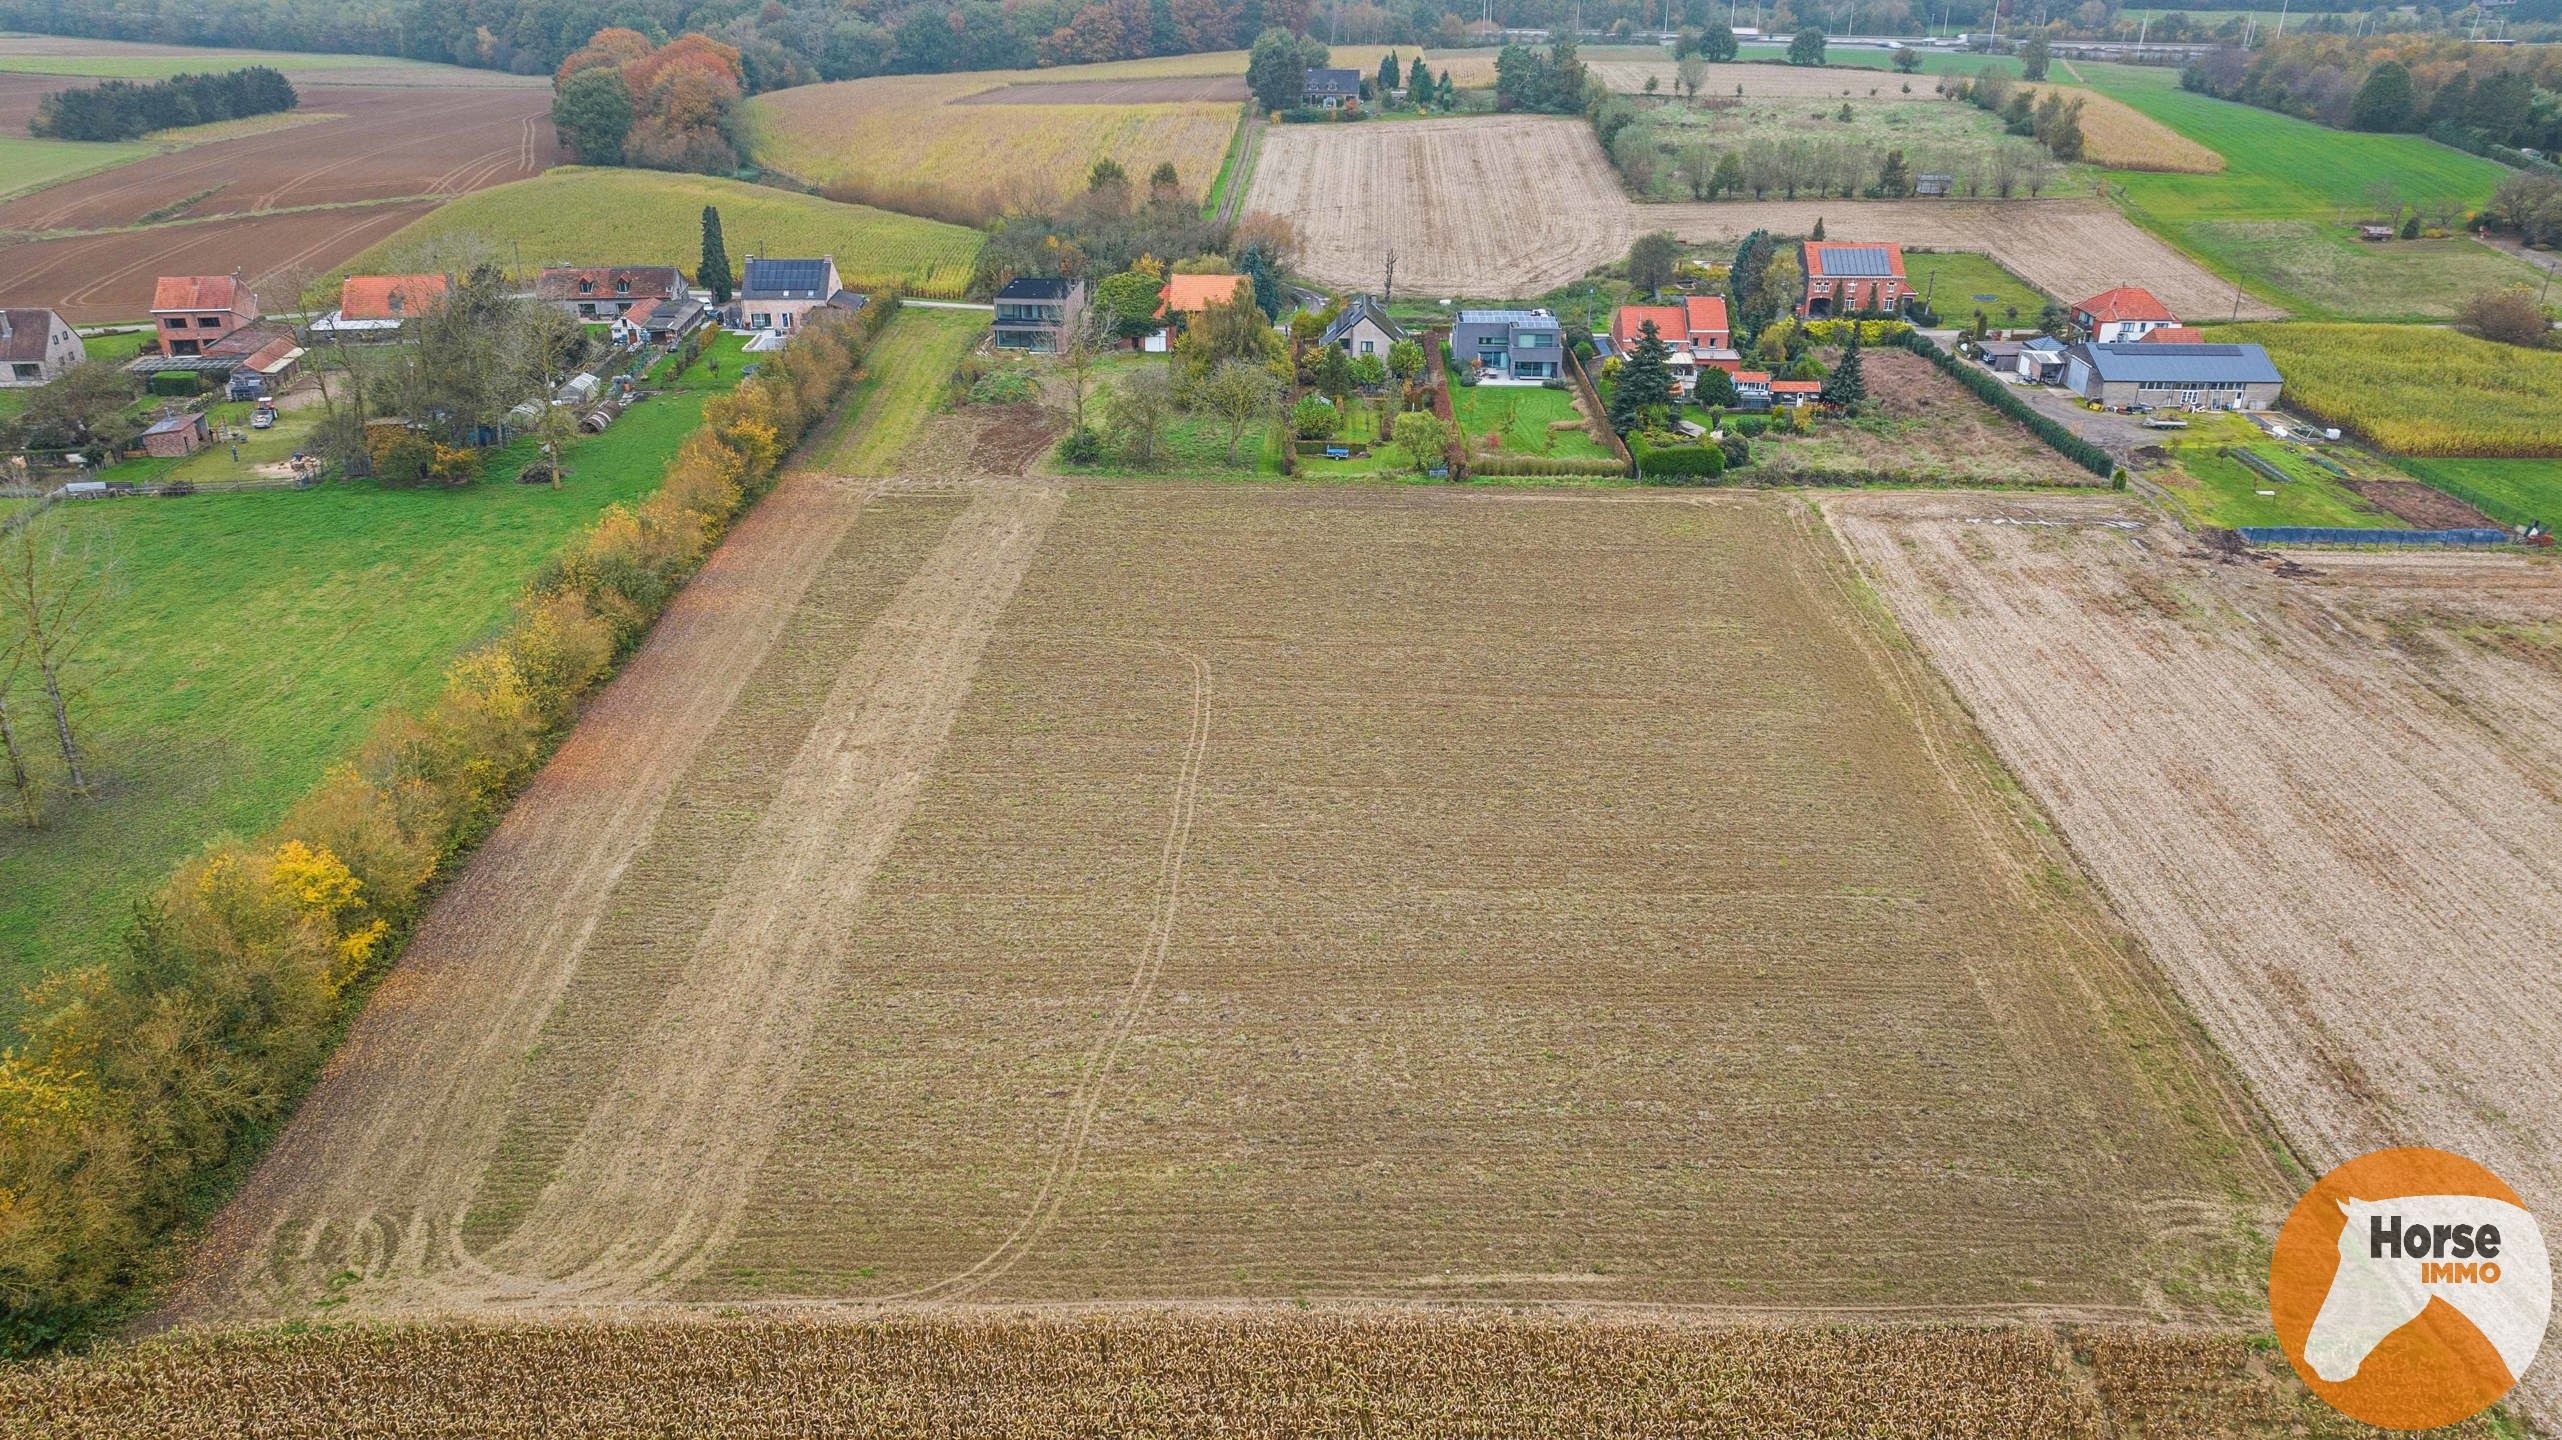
[1903, 251, 2051, 322]
[2072, 61, 2531, 318]
[0, 377, 723, 1028]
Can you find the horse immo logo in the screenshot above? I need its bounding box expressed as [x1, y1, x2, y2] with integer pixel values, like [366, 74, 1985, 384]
[2271, 1147, 2553, 1431]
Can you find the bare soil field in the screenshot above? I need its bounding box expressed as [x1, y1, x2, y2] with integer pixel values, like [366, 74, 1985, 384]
[0, 200, 437, 322]
[5, 1312, 2505, 1439]
[2345, 477, 2495, 529]
[1825, 491, 2562, 1423]
[1248, 115, 2273, 314]
[0, 85, 553, 232]
[957, 75, 1248, 104]
[170, 451, 2282, 1330]
[1749, 347, 2099, 486]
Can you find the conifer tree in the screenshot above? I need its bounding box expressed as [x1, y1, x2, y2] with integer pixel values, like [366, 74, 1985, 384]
[1819, 324, 1866, 413]
[1610, 319, 1676, 434]
[699, 206, 733, 304]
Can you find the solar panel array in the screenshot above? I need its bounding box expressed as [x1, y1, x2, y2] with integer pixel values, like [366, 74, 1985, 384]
[742, 258, 832, 298]
[1815, 246, 1894, 277]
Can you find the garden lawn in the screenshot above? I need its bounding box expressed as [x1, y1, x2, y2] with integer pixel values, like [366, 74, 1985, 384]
[0, 381, 728, 1033]
[2157, 439, 2392, 530]
[2071, 60, 2528, 318]
[1903, 251, 2049, 325]
[1450, 383, 1612, 460]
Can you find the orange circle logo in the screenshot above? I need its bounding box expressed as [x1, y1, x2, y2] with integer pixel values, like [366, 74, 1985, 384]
[2270, 1147, 2552, 1430]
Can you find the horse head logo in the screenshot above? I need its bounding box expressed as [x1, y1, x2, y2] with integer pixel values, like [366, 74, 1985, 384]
[2303, 1194, 2551, 1386]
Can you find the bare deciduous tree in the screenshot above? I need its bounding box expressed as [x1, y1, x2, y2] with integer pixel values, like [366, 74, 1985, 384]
[0, 518, 113, 798]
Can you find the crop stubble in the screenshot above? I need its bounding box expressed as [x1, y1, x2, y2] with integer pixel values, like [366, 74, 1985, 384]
[1246, 115, 2270, 315]
[1825, 491, 2562, 1423]
[179, 473, 2276, 1327]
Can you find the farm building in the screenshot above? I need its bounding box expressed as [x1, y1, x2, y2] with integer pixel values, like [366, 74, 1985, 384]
[309, 274, 451, 337]
[138, 411, 211, 458]
[1770, 378, 1823, 407]
[1302, 67, 1362, 107]
[125, 319, 304, 394]
[642, 297, 710, 344]
[992, 277, 1088, 354]
[150, 275, 258, 357]
[1799, 243, 1911, 318]
[1453, 308, 1564, 381]
[1319, 294, 1406, 359]
[2069, 286, 2178, 343]
[1915, 172, 1954, 197]
[2062, 341, 2281, 410]
[1, 308, 83, 386]
[536, 265, 687, 320]
[731, 257, 857, 334]
[1731, 370, 1774, 409]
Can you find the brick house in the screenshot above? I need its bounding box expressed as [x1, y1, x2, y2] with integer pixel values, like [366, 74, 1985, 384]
[535, 265, 687, 320]
[732, 256, 861, 334]
[1798, 242, 1911, 318]
[2070, 286, 2179, 343]
[0, 308, 83, 387]
[1608, 295, 1738, 395]
[151, 275, 258, 356]
[310, 273, 451, 336]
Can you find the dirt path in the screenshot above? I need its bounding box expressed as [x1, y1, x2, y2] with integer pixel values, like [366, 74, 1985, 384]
[1823, 491, 2562, 1425]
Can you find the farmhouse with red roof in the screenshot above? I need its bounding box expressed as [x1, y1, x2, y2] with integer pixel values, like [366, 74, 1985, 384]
[1798, 242, 1910, 318]
[2070, 286, 2178, 343]
[150, 274, 258, 357]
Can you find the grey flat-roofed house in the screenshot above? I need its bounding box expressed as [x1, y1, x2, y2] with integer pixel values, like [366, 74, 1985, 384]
[1303, 67, 1362, 106]
[1452, 308, 1564, 381]
[2064, 341, 2281, 410]
[992, 276, 1088, 353]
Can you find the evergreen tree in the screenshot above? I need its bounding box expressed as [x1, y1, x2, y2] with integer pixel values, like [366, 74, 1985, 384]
[1378, 50, 1401, 96]
[1710, 150, 1743, 198]
[699, 205, 733, 303]
[1438, 70, 1457, 107]
[2020, 34, 2050, 82]
[2350, 60, 2415, 133]
[1609, 319, 1676, 434]
[1810, 215, 1825, 241]
[1408, 54, 1432, 102]
[1787, 27, 1826, 65]
[1878, 148, 1911, 197]
[1819, 326, 1866, 412]
[1705, 23, 1739, 61]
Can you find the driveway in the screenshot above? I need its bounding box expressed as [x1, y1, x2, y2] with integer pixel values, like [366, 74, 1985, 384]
[1990, 368, 2163, 459]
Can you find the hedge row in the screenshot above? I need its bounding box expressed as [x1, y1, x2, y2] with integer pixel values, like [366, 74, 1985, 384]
[1467, 453, 1627, 477]
[1897, 331, 2117, 480]
[1632, 437, 1726, 478]
[0, 298, 899, 1356]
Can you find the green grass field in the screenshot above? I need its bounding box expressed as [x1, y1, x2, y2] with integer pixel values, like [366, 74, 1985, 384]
[0, 135, 153, 202]
[1450, 383, 1613, 459]
[345, 168, 985, 300]
[0, 370, 744, 1031]
[805, 307, 986, 475]
[2070, 61, 2530, 317]
[0, 48, 485, 80]
[1904, 251, 2050, 323]
[1730, 45, 2024, 77]
[2160, 439, 2393, 529]
[2397, 458, 2562, 530]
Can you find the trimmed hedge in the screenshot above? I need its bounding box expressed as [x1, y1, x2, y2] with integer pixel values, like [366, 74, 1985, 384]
[1468, 453, 1627, 477]
[1896, 330, 2116, 481]
[0, 297, 901, 1356]
[1633, 435, 1727, 480]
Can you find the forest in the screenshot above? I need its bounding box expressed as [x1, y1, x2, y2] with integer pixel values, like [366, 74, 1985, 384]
[2183, 35, 2562, 154]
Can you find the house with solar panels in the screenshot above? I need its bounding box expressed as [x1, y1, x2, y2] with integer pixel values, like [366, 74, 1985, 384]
[2061, 341, 2282, 411]
[730, 256, 865, 335]
[1797, 242, 1912, 319]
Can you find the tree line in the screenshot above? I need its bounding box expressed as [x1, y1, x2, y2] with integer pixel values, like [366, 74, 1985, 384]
[29, 65, 295, 142]
[550, 29, 747, 174]
[2182, 35, 2562, 154]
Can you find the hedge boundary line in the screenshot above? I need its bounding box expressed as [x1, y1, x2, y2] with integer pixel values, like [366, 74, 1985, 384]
[1898, 331, 2118, 481]
[0, 298, 901, 1356]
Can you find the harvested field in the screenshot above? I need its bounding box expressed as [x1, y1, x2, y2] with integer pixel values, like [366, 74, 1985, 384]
[0, 85, 554, 232]
[1748, 347, 2098, 487]
[746, 65, 1240, 217]
[956, 75, 1247, 104]
[173, 463, 2280, 1329]
[6, 1313, 2503, 1439]
[1825, 491, 2562, 1425]
[0, 200, 436, 322]
[1247, 115, 2273, 314]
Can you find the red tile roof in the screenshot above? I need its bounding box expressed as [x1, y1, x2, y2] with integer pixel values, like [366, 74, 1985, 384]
[533, 265, 686, 303]
[152, 275, 244, 313]
[338, 273, 450, 321]
[1611, 303, 1687, 352]
[1158, 273, 1249, 318]
[1733, 370, 1772, 384]
[2074, 285, 2175, 323]
[1681, 294, 1731, 339]
[1769, 379, 1822, 393]
[2141, 325, 2206, 344]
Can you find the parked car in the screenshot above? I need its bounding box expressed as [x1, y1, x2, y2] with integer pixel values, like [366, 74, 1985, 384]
[251, 402, 278, 430]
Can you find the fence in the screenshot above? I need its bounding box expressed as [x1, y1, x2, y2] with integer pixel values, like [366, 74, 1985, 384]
[2236, 526, 2515, 548]
[1559, 345, 1635, 477]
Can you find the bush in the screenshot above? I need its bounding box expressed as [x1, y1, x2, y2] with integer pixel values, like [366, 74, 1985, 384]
[0, 296, 902, 1359]
[967, 366, 1038, 405]
[1895, 330, 2114, 479]
[146, 372, 200, 397]
[1058, 425, 1104, 463]
[1633, 435, 1727, 480]
[1718, 434, 1752, 469]
[1291, 394, 1342, 440]
[1729, 415, 1769, 436]
[372, 432, 436, 487]
[1467, 453, 1627, 477]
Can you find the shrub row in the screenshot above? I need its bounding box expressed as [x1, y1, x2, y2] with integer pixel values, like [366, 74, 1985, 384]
[0, 298, 900, 1356]
[1896, 330, 2116, 480]
[1632, 436, 1726, 479]
[1467, 453, 1627, 478]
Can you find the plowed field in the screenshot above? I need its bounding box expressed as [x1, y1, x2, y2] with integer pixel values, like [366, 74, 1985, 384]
[171, 459, 2279, 1329]
[1825, 491, 2562, 1426]
[0, 201, 438, 320]
[1246, 115, 2271, 314]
